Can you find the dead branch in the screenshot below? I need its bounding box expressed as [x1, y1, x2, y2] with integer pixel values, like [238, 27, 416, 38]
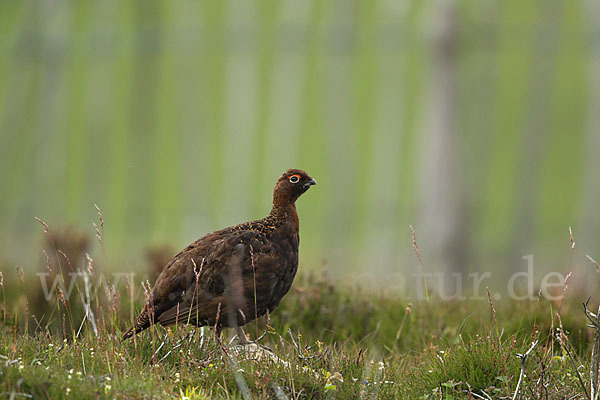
[512, 340, 538, 400]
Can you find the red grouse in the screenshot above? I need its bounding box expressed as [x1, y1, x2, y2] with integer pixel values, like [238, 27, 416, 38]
[123, 169, 316, 340]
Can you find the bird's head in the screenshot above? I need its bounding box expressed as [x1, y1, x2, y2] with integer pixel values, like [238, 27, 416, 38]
[272, 169, 317, 208]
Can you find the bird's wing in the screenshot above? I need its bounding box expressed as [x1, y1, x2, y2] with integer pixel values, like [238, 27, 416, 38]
[153, 229, 286, 328]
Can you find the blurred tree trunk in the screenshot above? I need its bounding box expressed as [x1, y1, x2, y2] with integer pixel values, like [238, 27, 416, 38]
[510, 0, 561, 269]
[419, 0, 469, 275]
[129, 0, 163, 240]
[579, 0, 600, 254]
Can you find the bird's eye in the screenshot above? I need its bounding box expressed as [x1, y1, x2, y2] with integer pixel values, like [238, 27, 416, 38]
[289, 175, 300, 183]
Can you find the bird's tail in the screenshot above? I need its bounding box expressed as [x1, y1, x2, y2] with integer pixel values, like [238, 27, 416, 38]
[122, 309, 151, 340]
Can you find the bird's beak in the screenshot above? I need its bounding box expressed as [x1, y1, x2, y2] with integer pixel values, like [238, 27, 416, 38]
[303, 178, 317, 190]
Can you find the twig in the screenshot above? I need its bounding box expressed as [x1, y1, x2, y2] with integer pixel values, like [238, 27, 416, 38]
[255, 330, 268, 343]
[512, 340, 538, 400]
[479, 389, 494, 400]
[463, 391, 487, 400]
[0, 393, 33, 398]
[288, 328, 321, 362]
[232, 330, 268, 346]
[536, 361, 549, 400]
[158, 331, 194, 363]
[152, 333, 169, 360]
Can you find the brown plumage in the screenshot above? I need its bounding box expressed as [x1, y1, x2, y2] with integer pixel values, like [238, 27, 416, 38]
[123, 169, 316, 340]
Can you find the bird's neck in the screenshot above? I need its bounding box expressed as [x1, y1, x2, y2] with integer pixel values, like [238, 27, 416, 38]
[269, 203, 299, 232]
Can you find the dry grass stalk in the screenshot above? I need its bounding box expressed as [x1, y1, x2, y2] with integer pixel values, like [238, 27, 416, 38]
[409, 225, 429, 302]
[556, 312, 590, 400]
[584, 298, 600, 400]
[94, 204, 105, 254]
[486, 287, 497, 327]
[558, 227, 576, 314]
[586, 254, 600, 399]
[587, 255, 600, 273]
[34, 217, 50, 237]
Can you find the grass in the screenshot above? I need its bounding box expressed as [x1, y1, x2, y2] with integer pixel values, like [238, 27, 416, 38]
[0, 220, 598, 399]
[0, 265, 597, 399]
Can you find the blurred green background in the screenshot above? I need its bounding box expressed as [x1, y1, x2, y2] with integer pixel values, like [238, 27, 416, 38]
[0, 0, 598, 284]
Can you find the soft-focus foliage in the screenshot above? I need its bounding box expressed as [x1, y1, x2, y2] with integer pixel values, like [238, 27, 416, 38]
[0, 1, 598, 279]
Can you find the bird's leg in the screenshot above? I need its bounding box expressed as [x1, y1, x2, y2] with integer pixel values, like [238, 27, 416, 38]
[214, 325, 223, 344]
[235, 327, 274, 353]
[236, 326, 249, 345]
